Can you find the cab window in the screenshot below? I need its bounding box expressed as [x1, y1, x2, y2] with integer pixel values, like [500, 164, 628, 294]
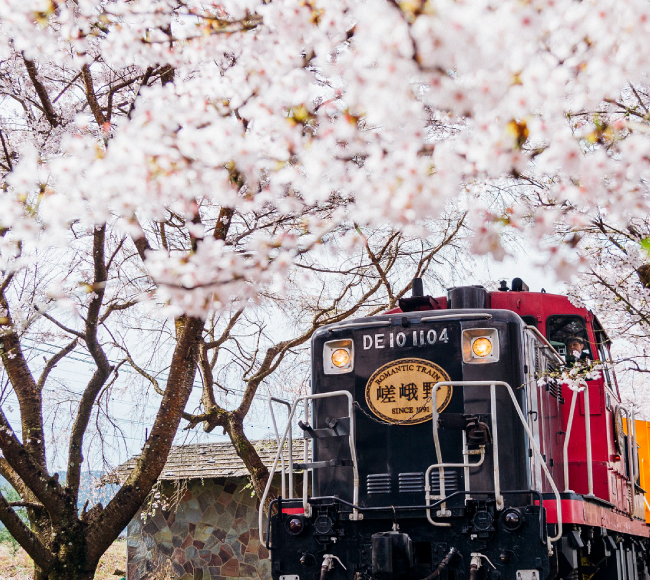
[546, 315, 591, 359]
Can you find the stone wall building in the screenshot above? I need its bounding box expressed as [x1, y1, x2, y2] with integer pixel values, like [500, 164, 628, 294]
[117, 442, 285, 580]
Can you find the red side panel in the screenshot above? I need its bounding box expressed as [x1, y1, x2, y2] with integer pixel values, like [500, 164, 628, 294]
[543, 498, 650, 537]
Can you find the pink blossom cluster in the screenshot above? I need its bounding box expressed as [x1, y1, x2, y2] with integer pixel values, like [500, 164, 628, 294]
[2, 0, 650, 311]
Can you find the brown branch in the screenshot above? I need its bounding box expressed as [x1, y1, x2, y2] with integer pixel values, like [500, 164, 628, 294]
[159, 64, 175, 85]
[235, 272, 389, 421]
[0, 409, 64, 516]
[0, 129, 13, 171]
[67, 225, 113, 500]
[0, 459, 40, 507]
[183, 404, 228, 430]
[630, 84, 650, 116]
[0, 491, 54, 572]
[127, 66, 155, 119]
[82, 64, 107, 126]
[22, 56, 59, 127]
[0, 292, 47, 466]
[86, 315, 204, 562]
[0, 271, 14, 295]
[98, 300, 138, 325]
[197, 342, 217, 410]
[8, 500, 43, 509]
[129, 218, 153, 262]
[203, 308, 244, 350]
[588, 268, 650, 327]
[36, 339, 78, 392]
[34, 306, 85, 339]
[52, 71, 83, 104]
[358, 226, 399, 304]
[124, 352, 165, 397]
[214, 207, 234, 241]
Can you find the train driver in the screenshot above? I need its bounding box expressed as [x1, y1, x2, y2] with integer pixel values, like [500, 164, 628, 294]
[565, 336, 590, 365]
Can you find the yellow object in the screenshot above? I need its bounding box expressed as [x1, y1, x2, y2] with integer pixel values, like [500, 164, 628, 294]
[331, 349, 350, 368]
[472, 337, 493, 358]
[635, 419, 650, 524]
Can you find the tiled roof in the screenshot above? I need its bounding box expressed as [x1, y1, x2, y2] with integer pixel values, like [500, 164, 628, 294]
[106, 440, 295, 483]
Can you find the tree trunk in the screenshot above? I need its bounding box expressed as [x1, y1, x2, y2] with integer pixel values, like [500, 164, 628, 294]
[227, 416, 276, 509]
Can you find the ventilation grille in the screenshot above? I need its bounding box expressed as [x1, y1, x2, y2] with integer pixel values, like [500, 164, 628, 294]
[368, 470, 460, 495]
[430, 469, 458, 495]
[367, 473, 391, 495]
[399, 472, 425, 493]
[545, 378, 565, 404]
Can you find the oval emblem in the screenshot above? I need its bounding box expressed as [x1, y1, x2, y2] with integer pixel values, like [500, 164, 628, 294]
[365, 358, 452, 425]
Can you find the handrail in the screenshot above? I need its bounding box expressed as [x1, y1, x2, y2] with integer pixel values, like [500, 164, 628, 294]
[584, 385, 594, 496]
[258, 391, 359, 543]
[420, 313, 493, 322]
[620, 406, 637, 514]
[268, 396, 293, 498]
[562, 389, 578, 492]
[328, 320, 389, 331]
[430, 381, 563, 545]
[424, 447, 486, 526]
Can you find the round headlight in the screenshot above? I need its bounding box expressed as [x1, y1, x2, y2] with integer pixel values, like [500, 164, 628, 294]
[502, 508, 523, 530]
[286, 515, 305, 535]
[472, 337, 493, 358]
[331, 348, 351, 368]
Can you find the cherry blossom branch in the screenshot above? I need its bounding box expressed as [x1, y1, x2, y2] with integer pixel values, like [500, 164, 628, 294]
[22, 56, 59, 127]
[82, 64, 107, 126]
[0, 129, 13, 171]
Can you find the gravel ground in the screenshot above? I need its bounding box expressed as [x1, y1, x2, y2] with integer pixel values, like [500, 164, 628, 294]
[0, 538, 127, 580]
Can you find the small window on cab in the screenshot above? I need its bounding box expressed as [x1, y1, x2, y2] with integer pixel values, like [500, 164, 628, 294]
[521, 315, 537, 328]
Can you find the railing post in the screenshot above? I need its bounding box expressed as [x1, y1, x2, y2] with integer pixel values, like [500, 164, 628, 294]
[269, 397, 293, 498]
[303, 398, 311, 516]
[584, 387, 594, 497]
[431, 385, 450, 517]
[490, 383, 504, 510]
[562, 389, 577, 493]
[259, 391, 359, 543]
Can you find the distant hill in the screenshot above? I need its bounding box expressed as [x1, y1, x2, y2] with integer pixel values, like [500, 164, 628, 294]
[1, 471, 123, 533]
[2, 471, 118, 510]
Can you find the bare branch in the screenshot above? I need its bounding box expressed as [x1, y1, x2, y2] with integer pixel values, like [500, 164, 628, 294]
[203, 308, 244, 350]
[124, 351, 165, 397]
[67, 225, 113, 500]
[36, 339, 78, 392]
[34, 306, 85, 339]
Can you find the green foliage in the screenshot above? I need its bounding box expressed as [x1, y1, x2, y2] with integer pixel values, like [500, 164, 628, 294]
[0, 486, 27, 553]
[640, 238, 650, 254]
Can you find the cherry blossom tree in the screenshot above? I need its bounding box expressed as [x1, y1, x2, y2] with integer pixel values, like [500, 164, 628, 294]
[0, 209, 469, 580]
[3, 0, 650, 577]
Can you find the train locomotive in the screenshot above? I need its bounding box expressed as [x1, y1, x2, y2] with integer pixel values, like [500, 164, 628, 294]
[260, 279, 650, 580]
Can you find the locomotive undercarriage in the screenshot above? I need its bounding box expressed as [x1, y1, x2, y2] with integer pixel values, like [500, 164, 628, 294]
[269, 496, 550, 580]
[268, 500, 650, 580]
[555, 524, 650, 580]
